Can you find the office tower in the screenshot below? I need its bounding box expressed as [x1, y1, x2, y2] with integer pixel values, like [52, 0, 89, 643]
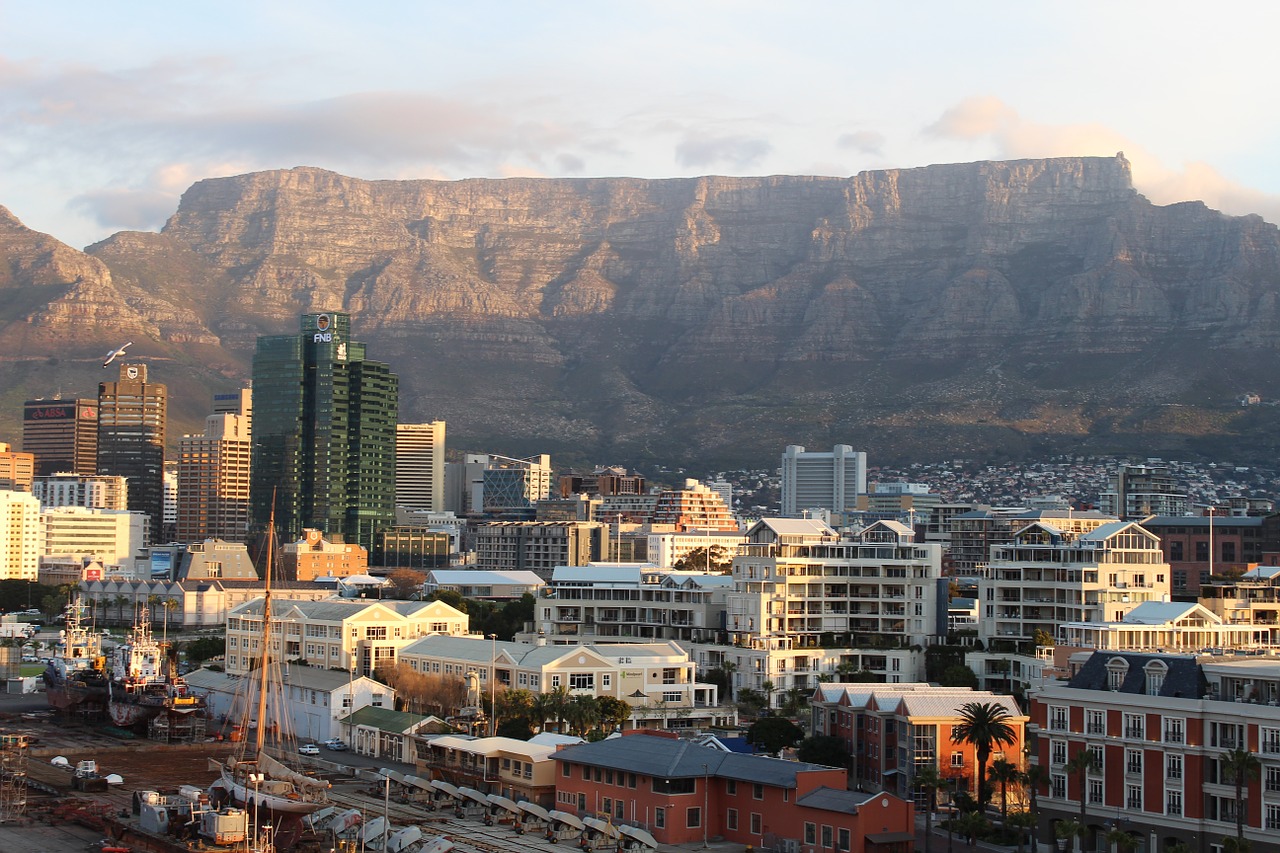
[97, 363, 167, 540]
[41, 506, 146, 568]
[22, 398, 98, 476]
[32, 474, 128, 510]
[250, 313, 398, 551]
[211, 386, 253, 433]
[482, 454, 552, 518]
[178, 413, 252, 543]
[0, 490, 42, 580]
[395, 421, 446, 512]
[779, 444, 867, 518]
[0, 443, 35, 491]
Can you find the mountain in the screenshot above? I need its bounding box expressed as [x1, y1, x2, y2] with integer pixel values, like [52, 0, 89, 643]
[4, 154, 1280, 469]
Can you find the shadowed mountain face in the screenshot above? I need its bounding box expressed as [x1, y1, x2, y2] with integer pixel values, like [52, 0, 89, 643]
[3, 154, 1280, 468]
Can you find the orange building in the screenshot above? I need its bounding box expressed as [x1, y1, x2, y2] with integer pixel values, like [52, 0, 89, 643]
[552, 731, 914, 851]
[281, 528, 369, 581]
[651, 479, 738, 532]
[0, 443, 35, 492]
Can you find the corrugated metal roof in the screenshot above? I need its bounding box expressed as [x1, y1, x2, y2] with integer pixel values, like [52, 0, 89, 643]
[427, 570, 545, 586]
[796, 786, 880, 814]
[552, 735, 835, 785]
[336, 705, 431, 733]
[551, 565, 643, 585]
[896, 693, 1023, 719]
[756, 518, 838, 538]
[1118, 600, 1202, 625]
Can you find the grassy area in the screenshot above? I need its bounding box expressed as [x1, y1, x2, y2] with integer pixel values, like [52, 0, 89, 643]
[19, 664, 44, 677]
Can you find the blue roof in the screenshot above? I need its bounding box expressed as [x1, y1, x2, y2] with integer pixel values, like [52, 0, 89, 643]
[552, 736, 837, 786]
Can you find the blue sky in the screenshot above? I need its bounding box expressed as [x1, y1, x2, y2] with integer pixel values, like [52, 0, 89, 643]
[3, 1, 1278, 249]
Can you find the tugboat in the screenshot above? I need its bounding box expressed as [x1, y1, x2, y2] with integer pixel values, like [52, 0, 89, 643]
[43, 597, 108, 716]
[107, 607, 204, 730]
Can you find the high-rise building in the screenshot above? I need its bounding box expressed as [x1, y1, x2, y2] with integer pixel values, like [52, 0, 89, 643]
[178, 413, 253, 543]
[0, 490, 42, 580]
[0, 443, 35, 492]
[250, 313, 398, 551]
[780, 444, 867, 518]
[211, 386, 253, 430]
[32, 474, 128, 510]
[22, 398, 98, 476]
[42, 506, 146, 569]
[97, 363, 167, 540]
[481, 454, 553, 518]
[395, 421, 446, 512]
[1098, 463, 1189, 519]
[651, 479, 739, 532]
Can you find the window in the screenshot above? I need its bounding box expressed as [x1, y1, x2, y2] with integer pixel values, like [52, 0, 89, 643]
[1088, 744, 1104, 772]
[562, 762, 570, 777]
[686, 807, 701, 829]
[365, 626, 387, 640]
[1163, 718, 1184, 744]
[1123, 713, 1144, 739]
[602, 673, 611, 688]
[822, 826, 833, 848]
[1267, 804, 1280, 831]
[1145, 661, 1167, 696]
[603, 797, 612, 815]
[1266, 766, 1280, 793]
[727, 809, 738, 831]
[1166, 753, 1182, 780]
[1126, 785, 1142, 810]
[578, 793, 586, 811]
[1166, 790, 1182, 817]
[551, 675, 561, 688]
[663, 691, 682, 702]
[1089, 779, 1103, 804]
[727, 780, 737, 795]
[753, 783, 764, 800]
[1086, 710, 1105, 735]
[1170, 541, 1184, 561]
[838, 828, 851, 852]
[1125, 749, 1142, 775]
[805, 823, 817, 844]
[1049, 707, 1068, 732]
[951, 724, 964, 741]
[1051, 741, 1067, 766]
[605, 769, 613, 785]
[951, 752, 965, 768]
[1052, 774, 1066, 799]
[582, 766, 589, 781]
[750, 813, 762, 834]
[1262, 727, 1280, 755]
[655, 808, 666, 829]
[569, 673, 594, 690]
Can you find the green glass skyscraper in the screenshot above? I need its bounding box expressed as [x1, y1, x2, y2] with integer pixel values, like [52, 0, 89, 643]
[250, 313, 398, 551]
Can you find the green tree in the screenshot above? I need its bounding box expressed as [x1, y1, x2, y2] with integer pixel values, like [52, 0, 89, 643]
[428, 588, 469, 613]
[1222, 747, 1261, 845]
[595, 695, 632, 734]
[955, 811, 988, 850]
[747, 716, 803, 755]
[186, 636, 227, 665]
[146, 593, 162, 626]
[989, 757, 1021, 827]
[1054, 820, 1082, 851]
[673, 545, 732, 572]
[1008, 811, 1035, 853]
[1064, 748, 1100, 842]
[939, 663, 979, 688]
[780, 686, 809, 718]
[564, 693, 600, 736]
[1022, 764, 1048, 853]
[113, 594, 129, 625]
[1222, 836, 1252, 853]
[951, 701, 1018, 808]
[735, 687, 766, 717]
[795, 736, 848, 769]
[1106, 828, 1139, 853]
[914, 764, 945, 853]
[1032, 628, 1056, 647]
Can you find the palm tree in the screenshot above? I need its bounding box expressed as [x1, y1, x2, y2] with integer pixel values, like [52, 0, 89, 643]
[1064, 749, 1100, 847]
[1054, 820, 1082, 852]
[782, 686, 809, 718]
[1022, 764, 1048, 853]
[719, 659, 738, 702]
[915, 764, 945, 853]
[113, 594, 129, 626]
[952, 701, 1018, 807]
[146, 593, 162, 627]
[1106, 828, 1139, 853]
[564, 693, 600, 737]
[1222, 836, 1251, 853]
[1009, 811, 1036, 853]
[761, 679, 776, 712]
[990, 757, 1021, 827]
[956, 811, 988, 850]
[161, 597, 179, 648]
[1221, 747, 1261, 846]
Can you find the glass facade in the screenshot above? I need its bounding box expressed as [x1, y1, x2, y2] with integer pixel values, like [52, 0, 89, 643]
[250, 313, 397, 551]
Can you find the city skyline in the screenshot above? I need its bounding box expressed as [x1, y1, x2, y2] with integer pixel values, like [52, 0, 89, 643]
[2, 3, 1279, 250]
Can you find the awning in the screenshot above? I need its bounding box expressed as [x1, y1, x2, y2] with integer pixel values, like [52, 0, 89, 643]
[431, 779, 461, 799]
[378, 768, 407, 786]
[548, 809, 586, 830]
[517, 801, 551, 822]
[583, 817, 621, 839]
[867, 831, 916, 844]
[488, 794, 521, 815]
[458, 786, 490, 806]
[403, 775, 434, 793]
[618, 825, 659, 849]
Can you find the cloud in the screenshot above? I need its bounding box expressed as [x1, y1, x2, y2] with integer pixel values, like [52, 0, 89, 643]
[675, 133, 772, 170]
[924, 96, 1280, 224]
[70, 187, 175, 231]
[556, 153, 585, 174]
[836, 130, 885, 155]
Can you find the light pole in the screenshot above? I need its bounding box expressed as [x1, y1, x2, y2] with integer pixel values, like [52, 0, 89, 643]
[383, 773, 391, 853]
[249, 772, 264, 852]
[1207, 505, 1215, 580]
[488, 633, 497, 737]
[701, 763, 709, 848]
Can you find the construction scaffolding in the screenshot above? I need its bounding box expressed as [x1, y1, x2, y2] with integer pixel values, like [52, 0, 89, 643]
[148, 710, 207, 743]
[0, 734, 29, 823]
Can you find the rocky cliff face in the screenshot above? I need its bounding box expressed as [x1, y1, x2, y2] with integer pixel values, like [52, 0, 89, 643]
[3, 155, 1280, 466]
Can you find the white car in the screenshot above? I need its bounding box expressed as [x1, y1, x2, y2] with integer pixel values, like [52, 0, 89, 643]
[298, 744, 320, 756]
[322, 738, 349, 751]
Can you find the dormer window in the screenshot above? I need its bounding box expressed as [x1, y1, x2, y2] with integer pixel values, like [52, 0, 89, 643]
[1144, 660, 1168, 696]
[1106, 657, 1129, 691]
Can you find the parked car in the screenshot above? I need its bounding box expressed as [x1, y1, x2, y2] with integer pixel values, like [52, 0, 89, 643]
[321, 738, 348, 751]
[298, 744, 320, 756]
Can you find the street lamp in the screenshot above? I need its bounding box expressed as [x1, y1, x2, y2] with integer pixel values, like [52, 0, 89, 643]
[701, 763, 709, 848]
[488, 633, 497, 737]
[249, 772, 264, 852]
[383, 772, 391, 853]
[947, 777, 956, 853]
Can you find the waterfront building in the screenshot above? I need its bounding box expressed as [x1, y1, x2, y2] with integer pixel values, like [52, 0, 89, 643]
[0, 489, 42, 580]
[32, 473, 128, 510]
[42, 506, 145, 570]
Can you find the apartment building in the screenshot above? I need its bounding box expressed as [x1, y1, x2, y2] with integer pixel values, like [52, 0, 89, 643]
[1057, 600, 1276, 654]
[0, 490, 42, 581]
[32, 473, 128, 511]
[224, 598, 473, 676]
[1141, 515, 1264, 596]
[1098, 463, 1189, 520]
[280, 528, 369, 581]
[1200, 567, 1280, 643]
[645, 529, 746, 569]
[650, 480, 738, 532]
[1029, 651, 1280, 852]
[526, 564, 731, 645]
[809, 683, 1027, 801]
[978, 517, 1171, 646]
[42, 506, 147, 570]
[473, 521, 605, 578]
[0, 443, 35, 492]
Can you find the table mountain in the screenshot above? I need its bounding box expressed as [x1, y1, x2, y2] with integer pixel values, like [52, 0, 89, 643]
[4, 153, 1280, 468]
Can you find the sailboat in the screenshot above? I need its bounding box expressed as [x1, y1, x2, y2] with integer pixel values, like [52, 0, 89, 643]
[213, 501, 329, 818]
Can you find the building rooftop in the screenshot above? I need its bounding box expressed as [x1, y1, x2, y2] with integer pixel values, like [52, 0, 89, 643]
[336, 705, 431, 734]
[552, 734, 838, 786]
[1066, 652, 1208, 698]
[796, 786, 882, 815]
[427, 570, 545, 587]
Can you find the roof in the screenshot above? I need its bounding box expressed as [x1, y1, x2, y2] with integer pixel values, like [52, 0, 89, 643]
[423, 735, 566, 760]
[1067, 652, 1207, 698]
[551, 734, 836, 786]
[1117, 600, 1207, 625]
[1078, 521, 1139, 542]
[427, 570, 545, 587]
[895, 692, 1024, 720]
[796, 786, 881, 814]
[183, 666, 388, 694]
[550, 565, 642, 586]
[399, 635, 686, 668]
[1142, 516, 1263, 528]
[753, 518, 838, 538]
[336, 705, 432, 733]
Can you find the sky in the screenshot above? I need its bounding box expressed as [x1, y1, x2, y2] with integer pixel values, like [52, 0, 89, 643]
[3, 1, 1279, 250]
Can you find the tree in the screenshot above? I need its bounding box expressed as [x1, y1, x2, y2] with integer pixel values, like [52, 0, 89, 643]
[429, 588, 469, 613]
[1008, 811, 1036, 853]
[914, 764, 945, 853]
[595, 695, 632, 733]
[951, 702, 1018, 808]
[564, 693, 600, 736]
[747, 716, 803, 755]
[186, 636, 226, 665]
[1106, 828, 1139, 853]
[1022, 764, 1048, 853]
[955, 811, 988, 850]
[1222, 747, 1261, 845]
[760, 679, 776, 712]
[673, 545, 731, 572]
[386, 569, 425, 600]
[146, 593, 163, 626]
[780, 686, 809, 718]
[1222, 837, 1252, 853]
[1032, 628, 1056, 648]
[795, 736, 849, 769]
[735, 687, 766, 717]
[939, 664, 979, 688]
[1054, 820, 1082, 851]
[113, 594, 129, 625]
[990, 757, 1021, 827]
[1064, 749, 1100, 843]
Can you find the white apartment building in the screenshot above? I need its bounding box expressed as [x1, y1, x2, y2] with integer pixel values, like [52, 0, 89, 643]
[525, 563, 732, 645]
[0, 490, 42, 581]
[978, 518, 1171, 645]
[32, 474, 128, 511]
[645, 529, 746, 568]
[780, 444, 867, 518]
[397, 636, 733, 731]
[1057, 600, 1275, 654]
[79, 578, 336, 628]
[224, 598, 474, 677]
[42, 506, 147, 570]
[396, 421, 446, 512]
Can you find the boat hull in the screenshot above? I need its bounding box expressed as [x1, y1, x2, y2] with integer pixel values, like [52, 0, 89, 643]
[218, 768, 326, 816]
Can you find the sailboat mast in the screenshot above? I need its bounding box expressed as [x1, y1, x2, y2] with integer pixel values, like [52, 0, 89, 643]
[254, 492, 276, 757]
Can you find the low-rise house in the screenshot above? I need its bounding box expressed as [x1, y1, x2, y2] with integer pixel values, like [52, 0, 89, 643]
[424, 569, 545, 600]
[413, 732, 577, 806]
[338, 706, 442, 763]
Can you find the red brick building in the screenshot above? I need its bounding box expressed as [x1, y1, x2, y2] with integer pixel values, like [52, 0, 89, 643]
[551, 731, 915, 852]
[1141, 515, 1263, 595]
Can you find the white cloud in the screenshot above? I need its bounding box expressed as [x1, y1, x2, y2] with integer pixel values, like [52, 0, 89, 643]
[675, 133, 772, 170]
